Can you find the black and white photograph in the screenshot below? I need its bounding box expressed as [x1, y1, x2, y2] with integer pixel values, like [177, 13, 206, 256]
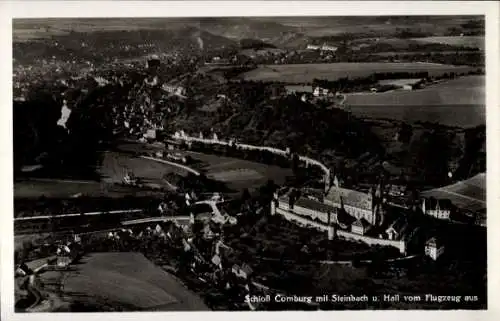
[2, 1, 499, 317]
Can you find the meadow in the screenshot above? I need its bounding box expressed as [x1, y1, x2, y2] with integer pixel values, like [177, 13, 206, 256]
[186, 151, 292, 192]
[412, 36, 485, 50]
[14, 150, 186, 199]
[242, 63, 478, 83]
[99, 151, 189, 185]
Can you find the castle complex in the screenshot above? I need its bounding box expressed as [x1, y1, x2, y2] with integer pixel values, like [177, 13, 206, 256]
[274, 174, 387, 233]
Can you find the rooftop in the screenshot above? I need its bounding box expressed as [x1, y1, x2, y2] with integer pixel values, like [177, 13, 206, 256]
[426, 237, 444, 248]
[325, 186, 372, 211]
[294, 197, 337, 214]
[352, 218, 371, 228]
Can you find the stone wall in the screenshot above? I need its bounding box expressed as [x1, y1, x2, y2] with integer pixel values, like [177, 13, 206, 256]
[275, 207, 406, 254]
[173, 132, 330, 179]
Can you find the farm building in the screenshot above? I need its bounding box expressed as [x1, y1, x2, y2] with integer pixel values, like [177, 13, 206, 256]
[425, 237, 445, 261]
[306, 43, 338, 52]
[285, 85, 313, 95]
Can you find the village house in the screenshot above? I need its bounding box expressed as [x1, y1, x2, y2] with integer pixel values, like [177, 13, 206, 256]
[425, 237, 445, 260]
[312, 85, 331, 97]
[232, 263, 254, 280]
[162, 83, 187, 98]
[56, 244, 72, 267]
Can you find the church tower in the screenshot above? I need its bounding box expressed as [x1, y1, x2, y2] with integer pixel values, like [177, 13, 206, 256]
[371, 181, 385, 226]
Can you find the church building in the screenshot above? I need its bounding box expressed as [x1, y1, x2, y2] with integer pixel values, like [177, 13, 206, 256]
[324, 175, 386, 227]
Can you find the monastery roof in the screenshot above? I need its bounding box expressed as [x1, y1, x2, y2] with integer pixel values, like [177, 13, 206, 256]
[326, 186, 372, 211]
[302, 188, 325, 201]
[294, 197, 336, 214]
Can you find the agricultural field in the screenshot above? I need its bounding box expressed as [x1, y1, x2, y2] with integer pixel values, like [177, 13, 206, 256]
[36, 252, 209, 311]
[377, 78, 423, 86]
[14, 151, 186, 199]
[345, 76, 485, 128]
[13, 18, 195, 42]
[421, 173, 486, 213]
[186, 151, 292, 192]
[99, 151, 189, 186]
[412, 36, 485, 50]
[242, 63, 477, 83]
[14, 179, 140, 199]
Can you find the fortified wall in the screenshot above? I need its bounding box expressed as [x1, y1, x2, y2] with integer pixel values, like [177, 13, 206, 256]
[172, 131, 331, 182]
[275, 207, 406, 254]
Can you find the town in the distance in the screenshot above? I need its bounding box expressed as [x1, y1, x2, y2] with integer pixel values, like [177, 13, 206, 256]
[13, 16, 486, 312]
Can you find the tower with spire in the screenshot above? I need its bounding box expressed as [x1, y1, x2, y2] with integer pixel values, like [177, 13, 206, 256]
[370, 180, 386, 226]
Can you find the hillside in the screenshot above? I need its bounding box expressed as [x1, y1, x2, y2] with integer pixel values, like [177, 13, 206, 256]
[13, 27, 238, 65]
